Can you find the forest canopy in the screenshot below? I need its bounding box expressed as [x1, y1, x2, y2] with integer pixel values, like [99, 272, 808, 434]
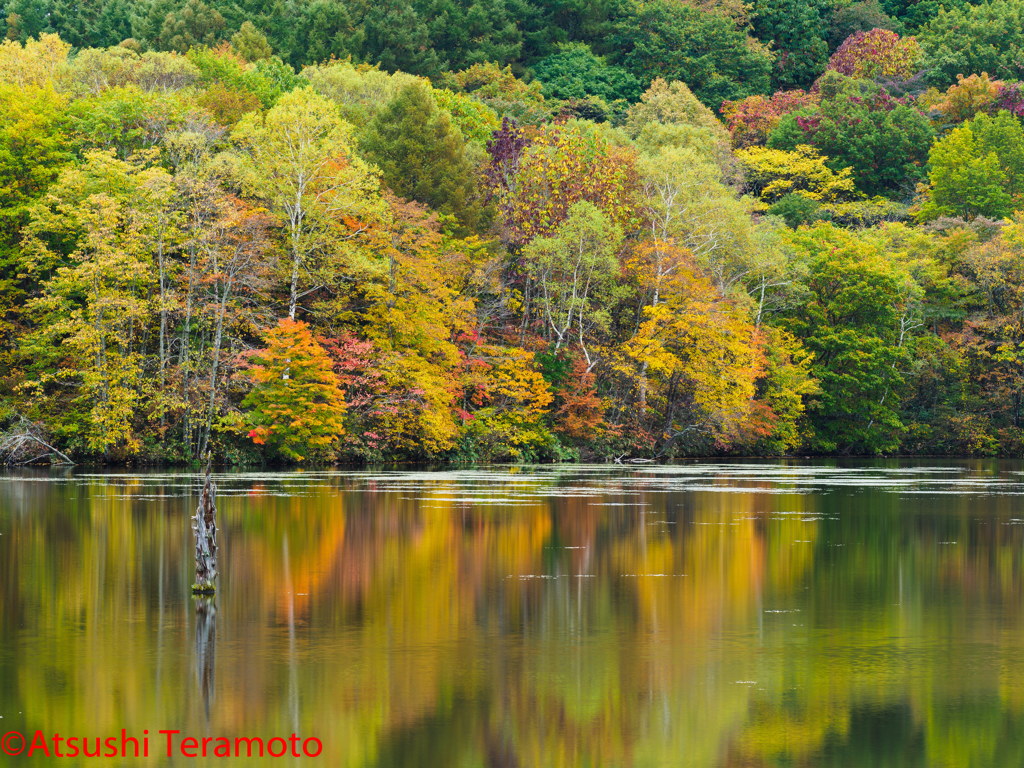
[3, 0, 1024, 463]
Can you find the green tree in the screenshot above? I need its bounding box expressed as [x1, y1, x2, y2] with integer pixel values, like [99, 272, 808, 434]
[152, 0, 227, 53]
[47, 0, 133, 48]
[829, 0, 897, 48]
[417, 0, 526, 72]
[0, 82, 72, 354]
[242, 317, 347, 461]
[285, 0, 363, 68]
[782, 224, 922, 454]
[531, 42, 642, 104]
[919, 0, 1024, 87]
[767, 193, 826, 228]
[360, 81, 482, 232]
[751, 0, 830, 90]
[919, 111, 1024, 220]
[231, 20, 272, 61]
[359, 0, 440, 76]
[0, 84, 70, 250]
[2, 0, 51, 41]
[769, 74, 933, 198]
[608, 0, 773, 107]
[880, 0, 968, 30]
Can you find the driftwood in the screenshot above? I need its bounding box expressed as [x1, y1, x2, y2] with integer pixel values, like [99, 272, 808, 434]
[613, 455, 657, 464]
[192, 469, 218, 594]
[0, 417, 74, 465]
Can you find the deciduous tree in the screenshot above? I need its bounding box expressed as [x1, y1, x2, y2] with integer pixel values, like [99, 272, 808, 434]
[241, 317, 346, 461]
[232, 86, 382, 319]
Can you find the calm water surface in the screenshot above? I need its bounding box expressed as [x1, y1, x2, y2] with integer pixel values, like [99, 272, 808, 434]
[2, 461, 1024, 766]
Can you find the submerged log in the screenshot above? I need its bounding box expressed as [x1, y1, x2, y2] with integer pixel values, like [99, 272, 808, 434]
[192, 469, 218, 594]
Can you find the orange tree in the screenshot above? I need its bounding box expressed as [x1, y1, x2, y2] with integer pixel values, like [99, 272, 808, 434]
[241, 318, 346, 461]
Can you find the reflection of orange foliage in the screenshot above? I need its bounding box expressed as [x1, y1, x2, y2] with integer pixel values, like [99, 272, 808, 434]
[274, 514, 347, 622]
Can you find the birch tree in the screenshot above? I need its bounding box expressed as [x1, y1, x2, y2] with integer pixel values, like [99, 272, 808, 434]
[232, 87, 382, 319]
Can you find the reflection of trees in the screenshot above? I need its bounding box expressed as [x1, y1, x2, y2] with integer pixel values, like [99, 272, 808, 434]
[4, 469, 1024, 766]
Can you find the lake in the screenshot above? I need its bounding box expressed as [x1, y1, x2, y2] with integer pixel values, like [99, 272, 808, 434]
[2, 461, 1024, 766]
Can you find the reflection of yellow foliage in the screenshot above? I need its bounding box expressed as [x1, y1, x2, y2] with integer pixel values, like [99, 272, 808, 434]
[738, 699, 850, 760]
[13, 471, 1024, 767]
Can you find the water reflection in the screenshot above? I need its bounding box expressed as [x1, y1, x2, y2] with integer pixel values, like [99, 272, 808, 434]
[194, 596, 216, 723]
[1, 462, 1024, 766]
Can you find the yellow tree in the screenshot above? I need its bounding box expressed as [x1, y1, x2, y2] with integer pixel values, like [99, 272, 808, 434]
[612, 256, 765, 454]
[487, 120, 639, 246]
[736, 144, 858, 204]
[338, 196, 478, 456]
[0, 34, 70, 89]
[19, 150, 178, 457]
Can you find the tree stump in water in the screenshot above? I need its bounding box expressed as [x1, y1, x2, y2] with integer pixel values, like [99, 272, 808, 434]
[192, 469, 218, 594]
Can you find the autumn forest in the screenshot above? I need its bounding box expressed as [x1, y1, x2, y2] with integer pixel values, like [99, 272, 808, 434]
[3, 0, 1024, 464]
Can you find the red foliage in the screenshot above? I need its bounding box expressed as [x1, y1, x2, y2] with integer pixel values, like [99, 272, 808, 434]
[721, 90, 818, 147]
[827, 29, 921, 80]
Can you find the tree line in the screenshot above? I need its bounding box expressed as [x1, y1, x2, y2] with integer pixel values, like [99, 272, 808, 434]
[2, 0, 1024, 463]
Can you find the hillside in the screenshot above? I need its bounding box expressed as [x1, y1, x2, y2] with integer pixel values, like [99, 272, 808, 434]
[2, 0, 1024, 463]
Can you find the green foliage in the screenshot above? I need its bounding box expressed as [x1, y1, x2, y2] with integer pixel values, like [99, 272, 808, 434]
[626, 78, 735, 175]
[0, 82, 71, 343]
[150, 0, 227, 53]
[752, 0, 830, 89]
[608, 0, 773, 107]
[303, 60, 421, 127]
[360, 81, 483, 232]
[829, 0, 898, 49]
[187, 46, 302, 108]
[768, 75, 934, 198]
[919, 111, 1024, 220]
[625, 78, 730, 142]
[768, 193, 827, 228]
[879, 0, 969, 30]
[279, 0, 364, 67]
[531, 42, 642, 104]
[0, 84, 71, 243]
[919, 0, 1024, 86]
[781, 224, 920, 453]
[230, 21, 271, 62]
[440, 61, 552, 125]
[431, 87, 499, 144]
[61, 85, 191, 155]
